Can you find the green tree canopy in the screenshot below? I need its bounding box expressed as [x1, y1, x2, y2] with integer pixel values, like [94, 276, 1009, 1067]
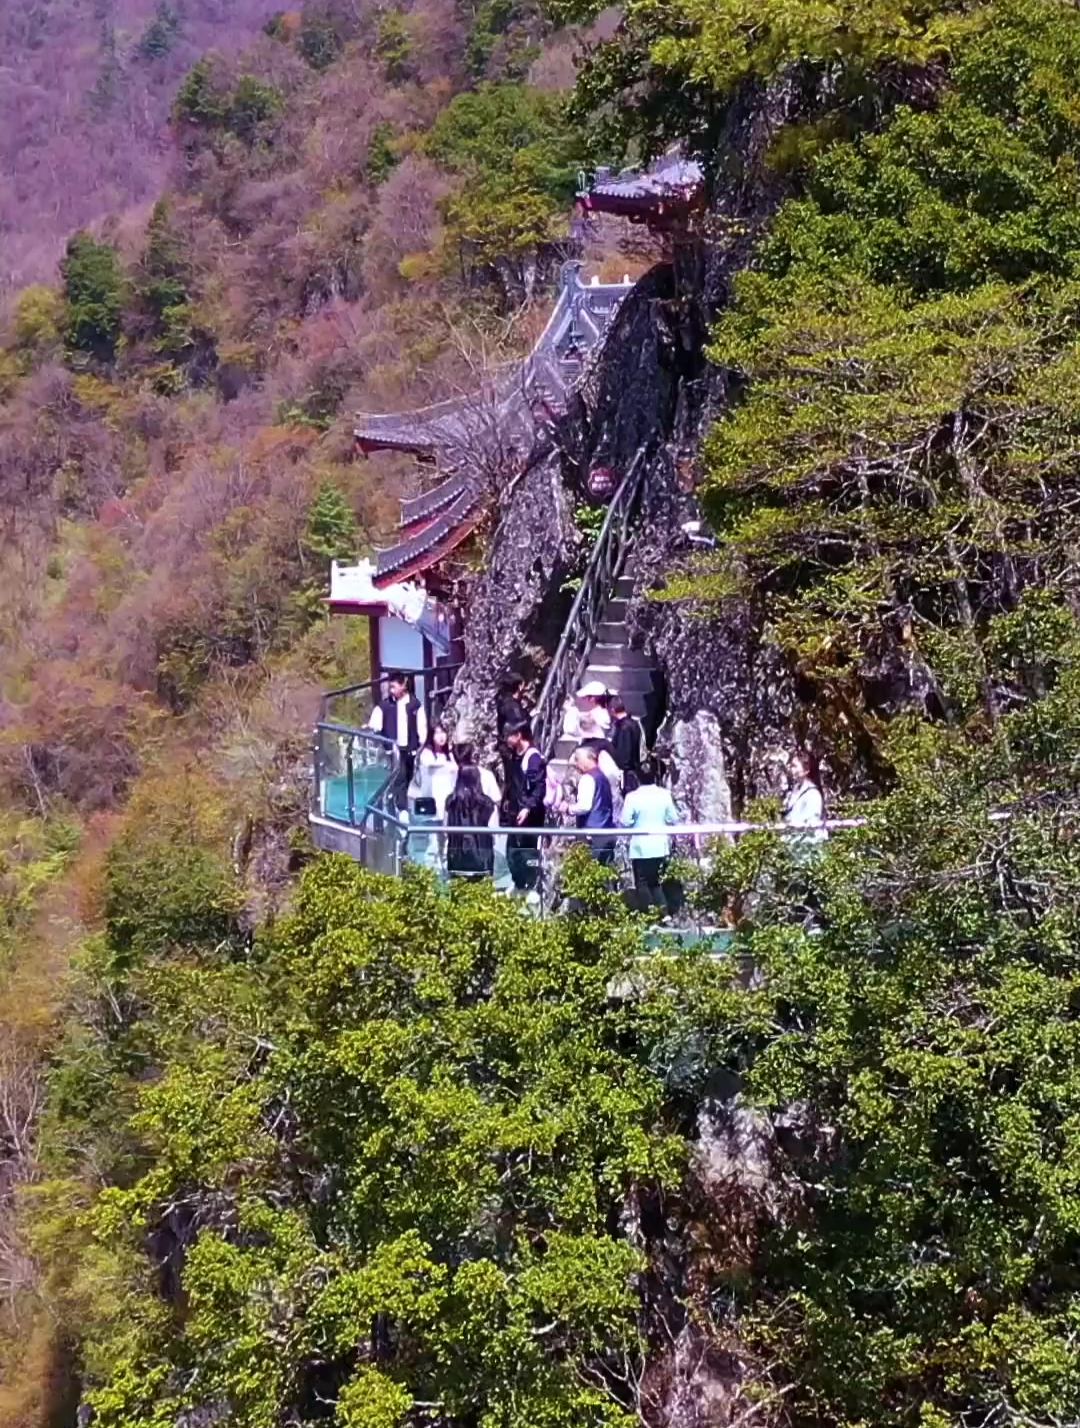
[427, 83, 587, 271]
[173, 57, 284, 145]
[60, 231, 124, 362]
[39, 860, 686, 1428]
[656, 0, 1080, 769]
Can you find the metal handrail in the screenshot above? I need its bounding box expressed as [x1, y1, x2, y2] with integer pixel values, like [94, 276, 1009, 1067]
[532, 448, 650, 756]
[311, 811, 867, 838]
[314, 724, 400, 839]
[319, 663, 462, 724]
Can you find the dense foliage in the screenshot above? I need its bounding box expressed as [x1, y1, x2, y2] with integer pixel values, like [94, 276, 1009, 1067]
[32, 669, 1080, 1428]
[644, 0, 1080, 776]
[37, 858, 679, 1428]
[15, 0, 1080, 1425]
[0, 3, 616, 1415]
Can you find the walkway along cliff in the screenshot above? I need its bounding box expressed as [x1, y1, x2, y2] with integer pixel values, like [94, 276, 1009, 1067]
[311, 124, 863, 860]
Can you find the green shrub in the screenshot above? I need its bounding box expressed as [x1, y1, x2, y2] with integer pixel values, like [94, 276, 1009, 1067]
[103, 794, 242, 962]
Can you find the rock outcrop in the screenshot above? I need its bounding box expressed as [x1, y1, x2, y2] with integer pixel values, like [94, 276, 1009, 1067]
[451, 71, 855, 801]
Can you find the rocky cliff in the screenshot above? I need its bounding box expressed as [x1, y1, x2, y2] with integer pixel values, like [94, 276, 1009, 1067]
[451, 74, 826, 812]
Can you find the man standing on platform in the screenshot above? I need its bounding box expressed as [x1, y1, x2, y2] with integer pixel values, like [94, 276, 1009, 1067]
[504, 721, 547, 895]
[368, 671, 427, 812]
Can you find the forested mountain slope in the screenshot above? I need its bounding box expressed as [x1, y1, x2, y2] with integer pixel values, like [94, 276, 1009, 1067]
[9, 1, 1080, 1426]
[0, 0, 620, 1415]
[0, 0, 288, 290]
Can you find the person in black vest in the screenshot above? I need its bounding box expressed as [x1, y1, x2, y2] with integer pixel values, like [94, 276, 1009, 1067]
[368, 671, 427, 811]
[561, 743, 616, 865]
[504, 720, 547, 893]
[609, 699, 644, 790]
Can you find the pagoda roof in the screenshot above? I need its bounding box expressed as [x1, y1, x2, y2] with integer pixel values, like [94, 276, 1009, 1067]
[353, 264, 631, 459]
[579, 155, 704, 226]
[372, 485, 482, 586]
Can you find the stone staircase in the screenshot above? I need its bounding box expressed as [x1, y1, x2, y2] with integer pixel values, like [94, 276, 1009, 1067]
[548, 568, 659, 784]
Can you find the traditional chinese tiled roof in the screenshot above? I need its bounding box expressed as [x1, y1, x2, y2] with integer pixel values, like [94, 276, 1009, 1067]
[399, 472, 471, 529]
[373, 485, 481, 584]
[350, 265, 633, 587]
[587, 155, 704, 203]
[354, 265, 630, 461]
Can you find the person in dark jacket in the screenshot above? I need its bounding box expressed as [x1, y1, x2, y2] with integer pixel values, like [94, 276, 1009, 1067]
[642, 667, 668, 751]
[496, 672, 529, 736]
[609, 700, 644, 789]
[505, 721, 546, 892]
[497, 672, 529, 798]
[445, 766, 496, 879]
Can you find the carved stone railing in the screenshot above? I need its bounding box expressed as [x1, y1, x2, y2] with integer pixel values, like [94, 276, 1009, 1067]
[532, 447, 650, 758]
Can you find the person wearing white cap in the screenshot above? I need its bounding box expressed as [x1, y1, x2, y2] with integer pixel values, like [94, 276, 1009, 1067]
[562, 680, 612, 741]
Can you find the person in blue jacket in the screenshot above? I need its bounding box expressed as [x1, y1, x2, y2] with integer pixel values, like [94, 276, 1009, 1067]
[619, 758, 680, 913]
[562, 743, 616, 865]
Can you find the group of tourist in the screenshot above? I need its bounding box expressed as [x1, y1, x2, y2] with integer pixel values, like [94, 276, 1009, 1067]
[368, 669, 827, 910]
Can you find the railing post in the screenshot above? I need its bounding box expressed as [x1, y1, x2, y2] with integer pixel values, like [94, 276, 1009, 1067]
[346, 737, 356, 826]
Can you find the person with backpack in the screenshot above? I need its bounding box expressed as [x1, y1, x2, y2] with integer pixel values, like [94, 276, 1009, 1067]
[368, 670, 427, 812]
[505, 721, 547, 894]
[445, 766, 497, 880]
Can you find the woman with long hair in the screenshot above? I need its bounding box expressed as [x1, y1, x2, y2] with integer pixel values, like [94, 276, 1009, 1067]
[445, 765, 497, 879]
[416, 722, 457, 816]
[782, 749, 827, 843]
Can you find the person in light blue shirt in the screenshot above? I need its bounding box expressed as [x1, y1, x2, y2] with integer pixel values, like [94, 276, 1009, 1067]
[619, 759, 680, 913]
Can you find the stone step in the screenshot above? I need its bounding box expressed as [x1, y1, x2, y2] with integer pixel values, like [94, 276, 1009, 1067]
[597, 619, 627, 645]
[612, 576, 635, 600]
[591, 642, 652, 668]
[585, 663, 654, 693]
[603, 595, 629, 620]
